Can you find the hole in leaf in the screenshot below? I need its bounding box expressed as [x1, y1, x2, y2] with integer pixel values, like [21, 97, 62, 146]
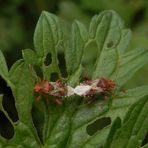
[58, 53, 68, 78]
[44, 53, 52, 66]
[50, 72, 59, 81]
[3, 95, 18, 122]
[31, 104, 44, 144]
[86, 117, 111, 136]
[0, 111, 14, 139]
[141, 131, 148, 146]
[33, 66, 43, 79]
[0, 76, 9, 94]
[0, 77, 18, 122]
[107, 41, 114, 48]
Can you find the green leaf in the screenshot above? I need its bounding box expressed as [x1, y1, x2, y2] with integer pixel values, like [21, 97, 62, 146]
[111, 48, 148, 86]
[44, 97, 81, 147]
[44, 86, 148, 148]
[2, 122, 40, 148]
[0, 96, 40, 148]
[65, 99, 109, 148]
[65, 21, 89, 86]
[0, 136, 6, 148]
[0, 95, 14, 125]
[67, 65, 83, 86]
[109, 96, 148, 148]
[105, 85, 148, 120]
[9, 63, 33, 124]
[9, 59, 23, 76]
[65, 20, 88, 75]
[104, 117, 121, 148]
[91, 10, 125, 78]
[34, 11, 62, 58]
[90, 11, 148, 87]
[22, 49, 40, 65]
[90, 11, 132, 81]
[34, 11, 62, 79]
[0, 50, 8, 80]
[82, 85, 148, 147]
[8, 62, 40, 144]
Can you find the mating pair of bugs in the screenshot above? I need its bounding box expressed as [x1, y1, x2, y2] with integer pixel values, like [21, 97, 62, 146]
[34, 77, 115, 105]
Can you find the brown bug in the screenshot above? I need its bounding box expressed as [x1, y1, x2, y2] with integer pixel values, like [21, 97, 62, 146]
[76, 77, 115, 103]
[78, 77, 115, 96]
[34, 79, 67, 105]
[34, 77, 116, 104]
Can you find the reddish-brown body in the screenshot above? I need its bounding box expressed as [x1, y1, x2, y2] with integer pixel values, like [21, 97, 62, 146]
[33, 77, 115, 104]
[82, 77, 115, 97]
[97, 78, 115, 92]
[34, 80, 54, 94]
[34, 79, 66, 105]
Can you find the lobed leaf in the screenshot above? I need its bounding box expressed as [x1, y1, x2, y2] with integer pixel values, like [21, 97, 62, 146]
[8, 62, 40, 144]
[108, 96, 148, 148]
[65, 21, 88, 74]
[22, 49, 40, 65]
[111, 48, 148, 86]
[34, 11, 62, 79]
[91, 10, 126, 79]
[84, 85, 148, 147]
[65, 21, 88, 86]
[1, 122, 40, 148]
[104, 117, 121, 148]
[90, 11, 148, 88]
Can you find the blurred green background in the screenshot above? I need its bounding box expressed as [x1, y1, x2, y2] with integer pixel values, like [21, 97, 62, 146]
[0, 0, 148, 89]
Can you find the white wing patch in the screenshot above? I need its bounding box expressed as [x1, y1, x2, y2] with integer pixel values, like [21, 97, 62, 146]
[74, 85, 92, 96]
[67, 86, 75, 96]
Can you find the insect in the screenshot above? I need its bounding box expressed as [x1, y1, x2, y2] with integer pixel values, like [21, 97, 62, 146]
[75, 77, 115, 96]
[34, 79, 67, 105]
[74, 77, 115, 103]
[34, 77, 115, 105]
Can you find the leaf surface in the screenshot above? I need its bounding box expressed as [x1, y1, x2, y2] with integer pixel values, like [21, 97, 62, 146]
[109, 96, 148, 148]
[34, 11, 62, 79]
